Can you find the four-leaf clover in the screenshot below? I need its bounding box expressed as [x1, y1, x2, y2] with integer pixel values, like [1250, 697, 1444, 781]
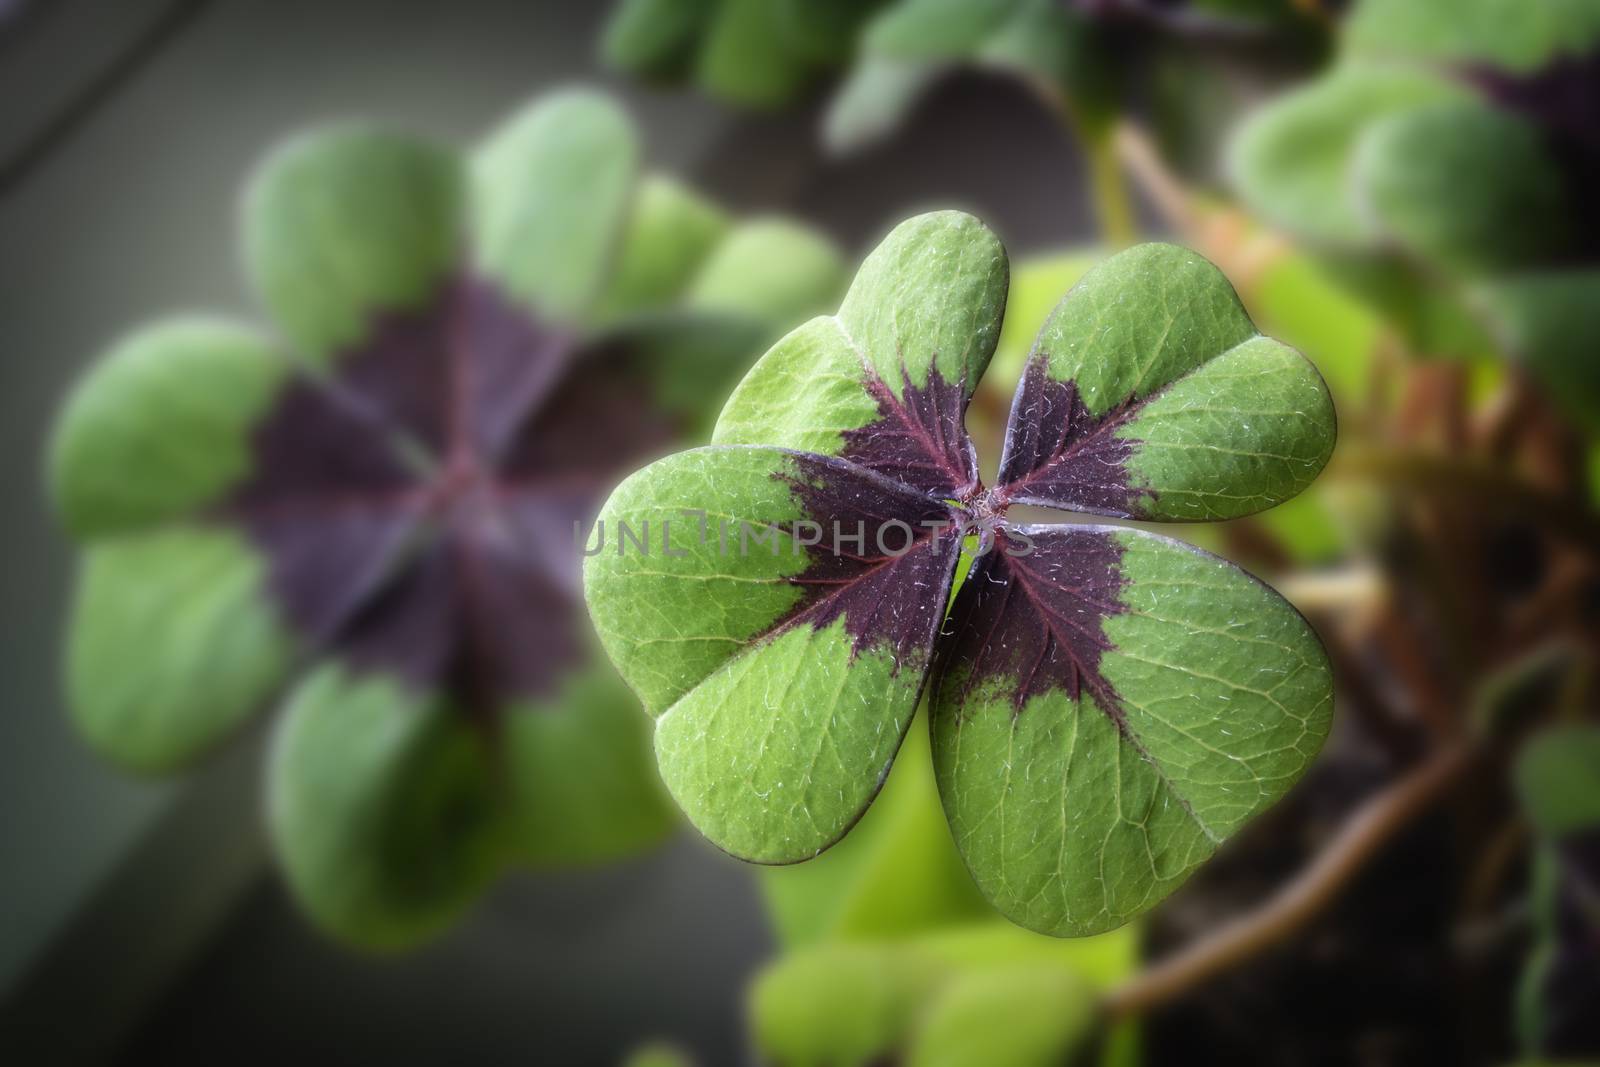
[585, 212, 1338, 935]
[50, 90, 844, 946]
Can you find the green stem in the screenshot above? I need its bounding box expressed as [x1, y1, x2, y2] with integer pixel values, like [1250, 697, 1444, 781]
[1080, 122, 1137, 249]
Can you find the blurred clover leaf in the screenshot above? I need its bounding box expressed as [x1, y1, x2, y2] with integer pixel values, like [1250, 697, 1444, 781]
[1230, 0, 1600, 426]
[601, 0, 891, 108]
[1514, 724, 1600, 1059]
[824, 0, 1322, 155]
[600, 0, 1320, 146]
[50, 89, 846, 949]
[602, 0, 1325, 247]
[749, 921, 1138, 1067]
[584, 212, 1337, 936]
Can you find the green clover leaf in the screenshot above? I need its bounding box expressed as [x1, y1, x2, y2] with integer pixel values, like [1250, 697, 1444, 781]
[1232, 0, 1600, 261]
[1229, 0, 1600, 416]
[1229, 63, 1580, 275]
[749, 921, 1136, 1067]
[824, 0, 1318, 155]
[1341, 0, 1600, 73]
[49, 90, 845, 947]
[827, 0, 1105, 154]
[1513, 725, 1600, 1058]
[585, 212, 1336, 936]
[601, 0, 1311, 155]
[601, 0, 890, 108]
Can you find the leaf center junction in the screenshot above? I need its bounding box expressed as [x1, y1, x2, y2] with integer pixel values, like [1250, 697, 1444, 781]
[229, 274, 676, 713]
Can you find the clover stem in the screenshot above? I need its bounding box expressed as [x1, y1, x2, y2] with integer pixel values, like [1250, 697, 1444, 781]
[1102, 742, 1472, 1020]
[1110, 119, 1195, 236]
[1081, 123, 1138, 249]
[1036, 83, 1136, 246]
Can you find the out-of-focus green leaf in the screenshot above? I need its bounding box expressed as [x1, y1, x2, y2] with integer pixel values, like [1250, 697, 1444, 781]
[68, 527, 294, 774]
[601, 0, 716, 81]
[696, 0, 815, 108]
[686, 217, 846, 325]
[1358, 101, 1573, 276]
[595, 174, 731, 323]
[269, 664, 506, 949]
[1252, 492, 1346, 565]
[830, 0, 1105, 154]
[1231, 1, 1600, 389]
[601, 0, 888, 109]
[772, 0, 887, 62]
[1516, 726, 1600, 838]
[865, 0, 1020, 61]
[503, 657, 677, 867]
[975, 0, 1082, 92]
[905, 965, 1094, 1067]
[750, 922, 1137, 1067]
[750, 942, 946, 1067]
[1342, 0, 1600, 72]
[50, 319, 289, 538]
[591, 210, 848, 451]
[1316, 252, 1497, 358]
[472, 91, 639, 323]
[604, 312, 774, 435]
[244, 128, 462, 365]
[1229, 65, 1465, 249]
[54, 84, 849, 956]
[1475, 272, 1600, 433]
[913, 920, 1139, 989]
[824, 58, 944, 156]
[595, 192, 846, 435]
[1513, 725, 1600, 1059]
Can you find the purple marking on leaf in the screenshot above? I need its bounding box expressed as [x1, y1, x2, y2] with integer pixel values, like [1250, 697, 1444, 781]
[232, 377, 420, 506]
[762, 452, 964, 671]
[934, 526, 1129, 719]
[230, 272, 677, 711]
[333, 518, 582, 716]
[456, 278, 576, 462]
[318, 275, 575, 461]
[501, 339, 682, 491]
[1470, 50, 1600, 166]
[245, 504, 425, 645]
[994, 358, 1143, 517]
[839, 363, 979, 498]
[228, 363, 431, 651]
